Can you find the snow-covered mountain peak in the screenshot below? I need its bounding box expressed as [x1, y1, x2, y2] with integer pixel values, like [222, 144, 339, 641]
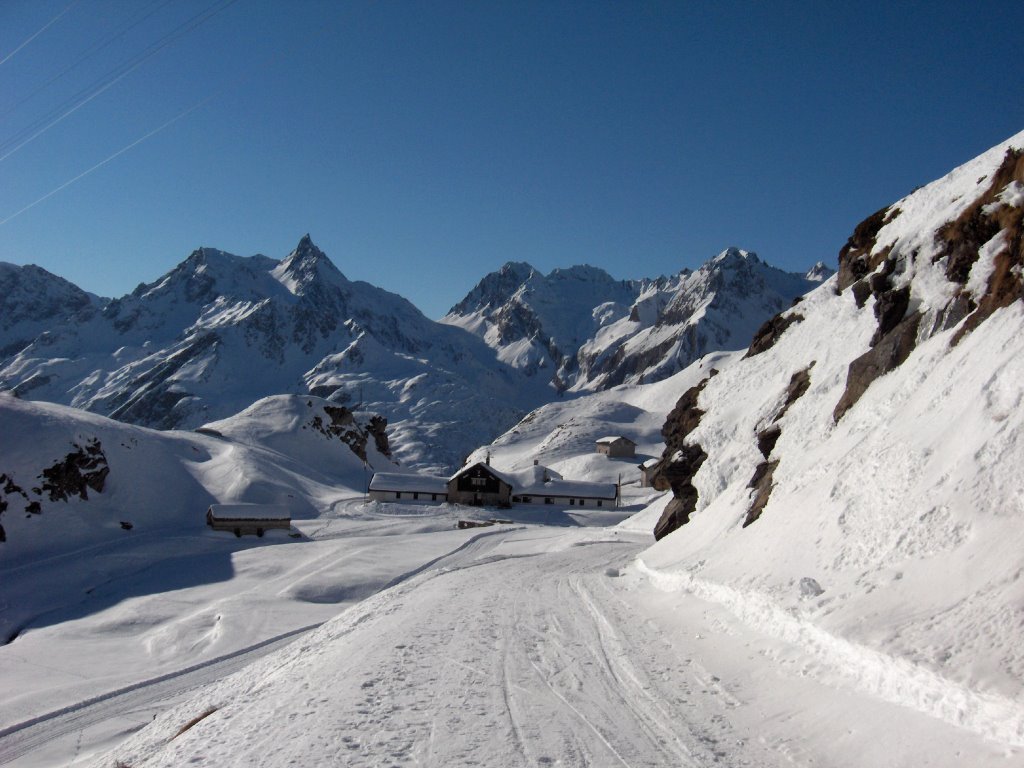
[446, 260, 537, 315]
[708, 246, 758, 267]
[271, 234, 347, 295]
[804, 260, 835, 282]
[546, 264, 618, 283]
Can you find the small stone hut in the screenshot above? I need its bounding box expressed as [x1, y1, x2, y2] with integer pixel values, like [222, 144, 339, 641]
[595, 436, 637, 458]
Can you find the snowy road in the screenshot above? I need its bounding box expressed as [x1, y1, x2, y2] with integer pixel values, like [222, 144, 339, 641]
[94, 529, 791, 767]
[15, 524, 1019, 767]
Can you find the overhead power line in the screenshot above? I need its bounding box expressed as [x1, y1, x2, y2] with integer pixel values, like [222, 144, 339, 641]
[1, 0, 176, 120]
[0, 0, 369, 229]
[0, 95, 215, 227]
[0, 0, 80, 68]
[0, 0, 240, 164]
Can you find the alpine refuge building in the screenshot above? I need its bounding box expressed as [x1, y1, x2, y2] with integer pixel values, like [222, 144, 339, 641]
[595, 436, 636, 458]
[367, 462, 619, 509]
[368, 472, 449, 503]
[206, 503, 291, 537]
[446, 462, 513, 507]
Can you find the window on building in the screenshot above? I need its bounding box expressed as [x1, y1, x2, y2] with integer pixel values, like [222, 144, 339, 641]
[579, 500, 585, 507]
[512, 495, 521, 503]
[395, 492, 402, 499]
[522, 495, 532, 503]
[431, 494, 438, 501]
[597, 500, 603, 507]
[544, 497, 553, 505]
[471, 477, 486, 487]
[570, 498, 575, 506]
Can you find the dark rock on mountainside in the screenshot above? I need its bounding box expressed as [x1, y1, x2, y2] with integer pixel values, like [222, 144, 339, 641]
[306, 402, 392, 462]
[836, 206, 901, 292]
[38, 439, 109, 502]
[745, 312, 805, 358]
[651, 373, 716, 540]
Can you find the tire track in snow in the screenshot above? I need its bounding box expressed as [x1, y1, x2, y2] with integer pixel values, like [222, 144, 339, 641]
[0, 622, 319, 765]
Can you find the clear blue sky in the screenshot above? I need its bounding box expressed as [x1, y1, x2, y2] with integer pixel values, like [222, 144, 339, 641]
[2, 1, 1022, 319]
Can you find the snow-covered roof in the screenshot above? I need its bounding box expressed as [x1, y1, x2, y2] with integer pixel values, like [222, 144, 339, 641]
[529, 478, 617, 500]
[369, 472, 449, 493]
[595, 435, 636, 445]
[449, 462, 517, 488]
[501, 465, 617, 500]
[640, 458, 660, 469]
[207, 503, 291, 521]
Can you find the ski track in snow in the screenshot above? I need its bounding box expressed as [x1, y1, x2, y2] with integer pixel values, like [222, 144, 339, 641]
[94, 532, 803, 768]
[0, 624, 316, 765]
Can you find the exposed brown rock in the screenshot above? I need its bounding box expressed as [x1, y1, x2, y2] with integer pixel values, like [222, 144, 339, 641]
[756, 424, 781, 459]
[944, 149, 1024, 344]
[850, 279, 872, 308]
[936, 149, 1024, 285]
[306, 405, 390, 461]
[833, 312, 923, 422]
[743, 460, 778, 527]
[745, 312, 805, 358]
[836, 206, 901, 291]
[775, 363, 815, 422]
[653, 443, 708, 541]
[870, 285, 911, 346]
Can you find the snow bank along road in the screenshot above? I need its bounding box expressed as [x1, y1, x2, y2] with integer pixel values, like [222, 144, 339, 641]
[94, 526, 1013, 768]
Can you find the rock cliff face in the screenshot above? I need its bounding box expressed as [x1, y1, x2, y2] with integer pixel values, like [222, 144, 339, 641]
[650, 129, 1024, 542]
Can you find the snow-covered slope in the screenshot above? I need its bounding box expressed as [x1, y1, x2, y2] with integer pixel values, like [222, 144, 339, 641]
[0, 236, 546, 473]
[442, 250, 829, 392]
[464, 349, 743, 491]
[642, 129, 1024, 742]
[0, 392, 395, 568]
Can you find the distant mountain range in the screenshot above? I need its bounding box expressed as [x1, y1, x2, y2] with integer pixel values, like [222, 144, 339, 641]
[0, 237, 828, 472]
[442, 250, 830, 391]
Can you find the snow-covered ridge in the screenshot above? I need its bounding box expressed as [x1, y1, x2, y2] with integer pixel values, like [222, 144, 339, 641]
[0, 236, 550, 473]
[642, 128, 1024, 728]
[442, 249, 830, 392]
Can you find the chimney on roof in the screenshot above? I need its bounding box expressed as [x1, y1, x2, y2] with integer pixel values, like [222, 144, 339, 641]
[486, 451, 491, 466]
[534, 459, 539, 466]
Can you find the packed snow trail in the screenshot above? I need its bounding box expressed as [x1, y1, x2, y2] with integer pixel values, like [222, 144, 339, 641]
[96, 530, 781, 767]
[0, 624, 316, 766]
[90, 526, 1018, 767]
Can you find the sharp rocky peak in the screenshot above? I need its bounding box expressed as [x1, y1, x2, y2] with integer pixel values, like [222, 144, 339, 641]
[274, 234, 347, 292]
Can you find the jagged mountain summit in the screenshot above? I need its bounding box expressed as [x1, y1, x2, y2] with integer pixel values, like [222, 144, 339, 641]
[0, 236, 545, 473]
[441, 249, 830, 392]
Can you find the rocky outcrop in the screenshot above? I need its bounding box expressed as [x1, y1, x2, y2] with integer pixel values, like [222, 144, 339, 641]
[742, 363, 815, 528]
[306, 402, 392, 463]
[946, 148, 1024, 344]
[745, 312, 805, 358]
[834, 312, 922, 423]
[743, 459, 778, 528]
[653, 445, 708, 541]
[37, 438, 109, 502]
[1, 437, 111, 545]
[651, 373, 715, 540]
[836, 206, 901, 292]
